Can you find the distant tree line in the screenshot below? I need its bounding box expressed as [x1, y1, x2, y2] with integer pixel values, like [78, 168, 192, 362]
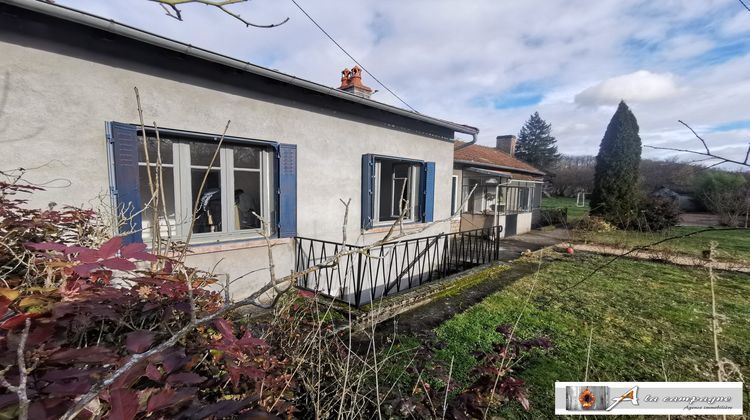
[549, 156, 707, 197]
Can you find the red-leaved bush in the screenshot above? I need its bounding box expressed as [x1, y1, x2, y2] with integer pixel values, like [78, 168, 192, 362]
[0, 179, 296, 419]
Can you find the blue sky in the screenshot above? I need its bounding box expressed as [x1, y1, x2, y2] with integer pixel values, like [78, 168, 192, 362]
[59, 0, 750, 168]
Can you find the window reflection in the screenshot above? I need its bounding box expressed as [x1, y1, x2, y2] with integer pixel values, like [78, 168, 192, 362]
[192, 169, 222, 233]
[234, 172, 261, 229]
[233, 146, 260, 169]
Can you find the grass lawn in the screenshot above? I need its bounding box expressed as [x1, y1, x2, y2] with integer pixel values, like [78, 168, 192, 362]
[433, 253, 750, 417]
[541, 197, 750, 264]
[580, 226, 750, 264]
[541, 196, 589, 224]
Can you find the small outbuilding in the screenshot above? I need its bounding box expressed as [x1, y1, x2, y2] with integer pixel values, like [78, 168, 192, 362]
[453, 136, 545, 236]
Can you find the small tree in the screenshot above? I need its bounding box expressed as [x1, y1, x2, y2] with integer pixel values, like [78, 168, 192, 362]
[590, 101, 642, 226]
[516, 112, 561, 171]
[694, 171, 749, 227]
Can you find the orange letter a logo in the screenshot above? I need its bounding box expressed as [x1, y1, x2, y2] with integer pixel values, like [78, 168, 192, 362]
[606, 386, 639, 411]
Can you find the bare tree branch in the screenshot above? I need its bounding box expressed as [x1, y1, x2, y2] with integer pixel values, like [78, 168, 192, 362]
[252, 211, 277, 291]
[0, 318, 32, 420]
[148, 0, 290, 28]
[644, 120, 750, 169]
[678, 119, 710, 154]
[339, 198, 351, 246]
[134, 88, 158, 251]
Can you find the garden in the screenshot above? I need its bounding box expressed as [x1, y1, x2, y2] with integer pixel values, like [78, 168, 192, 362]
[405, 251, 750, 417]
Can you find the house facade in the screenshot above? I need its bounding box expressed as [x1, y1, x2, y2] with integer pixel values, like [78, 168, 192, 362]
[453, 136, 545, 236]
[0, 0, 479, 301]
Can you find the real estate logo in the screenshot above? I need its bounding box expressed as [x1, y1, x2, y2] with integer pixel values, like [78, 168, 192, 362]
[567, 385, 639, 411]
[556, 382, 742, 416]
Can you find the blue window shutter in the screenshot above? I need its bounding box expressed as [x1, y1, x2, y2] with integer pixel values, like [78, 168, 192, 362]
[278, 143, 297, 237]
[423, 161, 436, 222]
[107, 121, 142, 244]
[361, 154, 375, 229]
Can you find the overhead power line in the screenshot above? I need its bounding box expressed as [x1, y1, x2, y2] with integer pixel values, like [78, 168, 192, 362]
[739, 0, 750, 13]
[288, 0, 419, 113]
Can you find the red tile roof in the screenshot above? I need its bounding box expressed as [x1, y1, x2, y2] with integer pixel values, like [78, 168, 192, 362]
[454, 141, 544, 178]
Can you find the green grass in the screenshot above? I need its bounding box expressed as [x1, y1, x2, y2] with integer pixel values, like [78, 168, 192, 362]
[433, 253, 750, 418]
[430, 264, 509, 300]
[542, 196, 589, 224]
[581, 226, 750, 264]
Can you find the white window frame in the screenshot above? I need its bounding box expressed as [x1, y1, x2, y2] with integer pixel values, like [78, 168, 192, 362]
[451, 175, 459, 215]
[505, 181, 534, 214]
[139, 138, 273, 244]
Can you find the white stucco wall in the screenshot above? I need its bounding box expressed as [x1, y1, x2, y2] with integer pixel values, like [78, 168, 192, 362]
[516, 212, 533, 235]
[0, 38, 454, 299]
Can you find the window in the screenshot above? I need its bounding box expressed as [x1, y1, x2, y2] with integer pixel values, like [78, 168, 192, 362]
[532, 183, 543, 209]
[462, 175, 506, 214]
[518, 187, 530, 211]
[374, 158, 421, 223]
[137, 134, 274, 243]
[503, 181, 536, 214]
[460, 174, 540, 215]
[361, 154, 435, 229]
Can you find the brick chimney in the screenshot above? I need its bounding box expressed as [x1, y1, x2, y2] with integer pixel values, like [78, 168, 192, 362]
[338, 66, 373, 99]
[496, 135, 517, 156]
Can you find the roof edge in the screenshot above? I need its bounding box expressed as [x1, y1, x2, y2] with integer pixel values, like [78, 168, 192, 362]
[3, 0, 479, 137]
[455, 159, 546, 177]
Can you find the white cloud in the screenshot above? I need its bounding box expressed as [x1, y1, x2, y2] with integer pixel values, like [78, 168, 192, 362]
[659, 35, 715, 61]
[55, 0, 750, 169]
[574, 71, 679, 107]
[722, 10, 750, 35]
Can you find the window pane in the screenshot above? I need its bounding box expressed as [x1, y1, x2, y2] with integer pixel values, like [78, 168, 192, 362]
[233, 171, 262, 230]
[138, 136, 173, 164]
[190, 142, 220, 167]
[192, 169, 222, 233]
[233, 146, 261, 169]
[520, 188, 530, 211]
[138, 166, 177, 241]
[469, 181, 482, 213]
[410, 165, 421, 218]
[377, 160, 420, 222]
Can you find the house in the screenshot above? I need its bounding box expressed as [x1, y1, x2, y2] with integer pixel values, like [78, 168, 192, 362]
[651, 186, 703, 212]
[452, 136, 545, 236]
[0, 0, 482, 304]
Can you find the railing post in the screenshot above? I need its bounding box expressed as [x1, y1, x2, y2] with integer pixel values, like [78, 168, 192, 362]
[441, 234, 449, 278]
[495, 225, 500, 260]
[355, 248, 363, 307]
[294, 238, 301, 287]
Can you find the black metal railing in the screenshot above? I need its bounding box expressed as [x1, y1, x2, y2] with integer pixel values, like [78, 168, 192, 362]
[295, 225, 504, 307]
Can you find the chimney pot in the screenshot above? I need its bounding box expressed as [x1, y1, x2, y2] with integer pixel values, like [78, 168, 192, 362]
[496, 135, 517, 156]
[337, 65, 373, 99]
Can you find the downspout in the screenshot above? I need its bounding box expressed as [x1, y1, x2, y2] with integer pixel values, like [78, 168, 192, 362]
[454, 131, 478, 150]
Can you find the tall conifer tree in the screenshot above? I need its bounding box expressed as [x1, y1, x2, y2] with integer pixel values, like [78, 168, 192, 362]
[516, 112, 561, 170]
[590, 101, 642, 225]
